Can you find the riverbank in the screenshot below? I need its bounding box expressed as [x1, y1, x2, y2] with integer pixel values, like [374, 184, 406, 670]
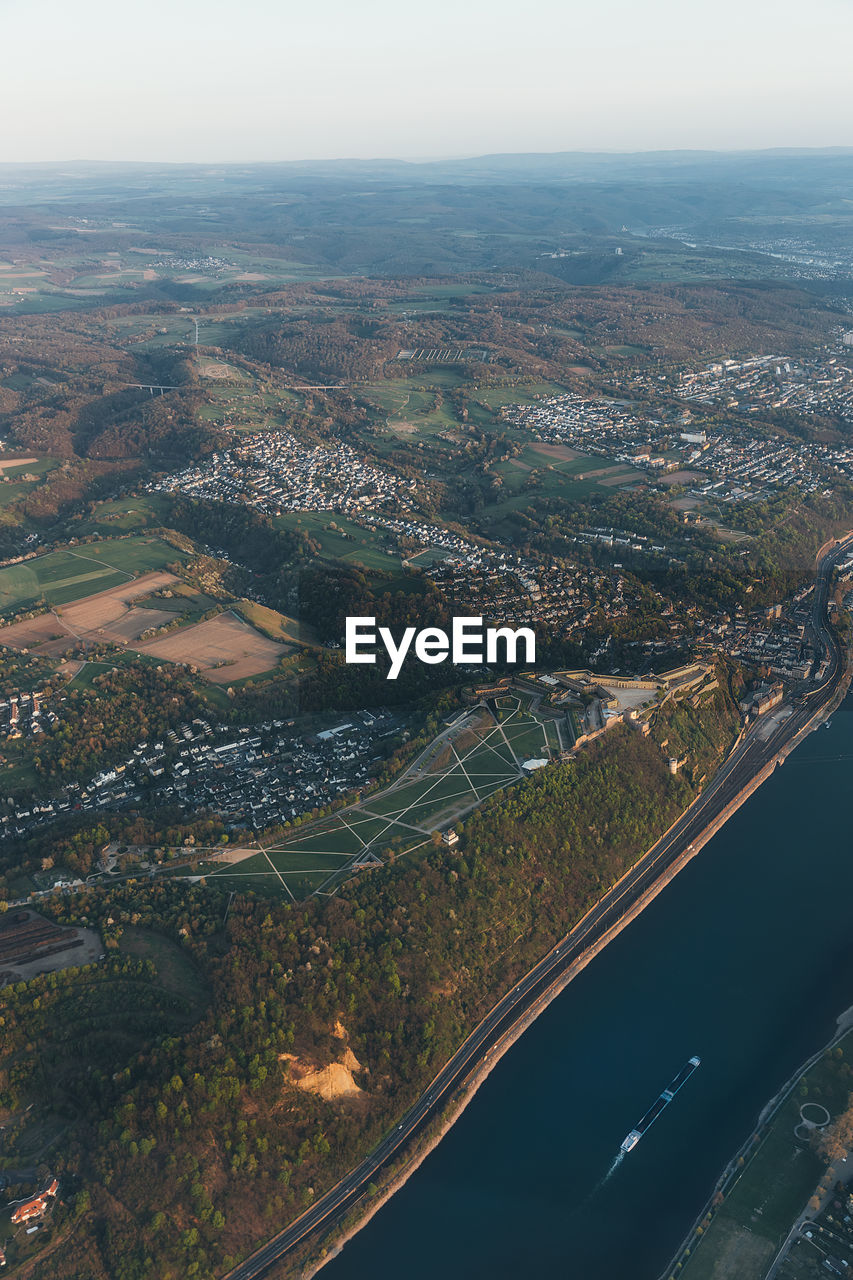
[668, 1009, 853, 1280]
[660, 662, 853, 1280]
[296, 664, 853, 1279]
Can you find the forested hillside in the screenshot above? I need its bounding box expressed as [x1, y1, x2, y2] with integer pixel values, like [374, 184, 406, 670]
[0, 674, 739, 1280]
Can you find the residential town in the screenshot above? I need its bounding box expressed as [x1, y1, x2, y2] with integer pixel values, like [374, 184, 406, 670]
[505, 372, 853, 504]
[684, 576, 830, 688]
[0, 710, 402, 845]
[363, 514, 633, 640]
[672, 352, 853, 422]
[503, 390, 661, 467]
[149, 431, 417, 515]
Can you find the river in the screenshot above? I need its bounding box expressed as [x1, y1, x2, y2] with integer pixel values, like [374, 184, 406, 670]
[324, 696, 853, 1280]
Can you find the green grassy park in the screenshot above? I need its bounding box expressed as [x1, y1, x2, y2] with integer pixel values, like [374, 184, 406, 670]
[210, 698, 557, 898]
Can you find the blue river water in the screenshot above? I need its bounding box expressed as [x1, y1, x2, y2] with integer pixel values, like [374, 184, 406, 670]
[325, 697, 853, 1280]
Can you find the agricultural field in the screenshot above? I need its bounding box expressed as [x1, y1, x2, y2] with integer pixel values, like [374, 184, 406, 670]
[0, 536, 317, 682]
[197, 356, 247, 380]
[137, 609, 289, 682]
[359, 370, 569, 448]
[101, 306, 269, 351]
[0, 262, 54, 302]
[478, 445, 642, 532]
[493, 442, 639, 491]
[0, 243, 342, 321]
[196, 381, 304, 431]
[0, 570, 181, 655]
[210, 698, 558, 898]
[104, 310, 233, 348]
[0, 537, 187, 614]
[3, 246, 336, 310]
[360, 372, 471, 446]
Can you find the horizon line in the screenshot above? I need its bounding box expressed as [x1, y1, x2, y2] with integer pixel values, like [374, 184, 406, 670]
[1, 144, 853, 169]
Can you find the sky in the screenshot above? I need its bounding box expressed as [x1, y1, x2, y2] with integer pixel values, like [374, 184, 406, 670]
[1, 0, 850, 163]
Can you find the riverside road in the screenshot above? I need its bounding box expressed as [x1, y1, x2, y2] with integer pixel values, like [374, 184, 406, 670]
[224, 536, 853, 1280]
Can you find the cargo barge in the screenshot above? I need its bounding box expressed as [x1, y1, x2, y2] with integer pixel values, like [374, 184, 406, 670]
[620, 1056, 700, 1153]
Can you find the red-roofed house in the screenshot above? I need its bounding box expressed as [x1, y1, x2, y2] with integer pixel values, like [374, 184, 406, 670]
[12, 1195, 46, 1225]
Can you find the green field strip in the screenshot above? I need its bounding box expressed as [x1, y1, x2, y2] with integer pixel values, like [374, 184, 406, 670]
[404, 778, 471, 808]
[291, 868, 352, 895]
[268, 850, 354, 871]
[501, 722, 550, 758]
[208, 700, 554, 903]
[457, 764, 518, 784]
[404, 784, 480, 826]
[335, 812, 402, 842]
[215, 849, 351, 878]
[363, 778, 441, 817]
[209, 852, 272, 877]
[208, 868, 282, 881]
[501, 718, 547, 742]
[356, 809, 437, 837]
[208, 868, 320, 897]
[390, 769, 475, 814]
[468, 740, 519, 769]
[336, 814, 369, 847]
[258, 845, 294, 899]
[363, 780, 469, 828]
[489, 718, 526, 770]
[64, 548, 135, 579]
[266, 824, 364, 857]
[406, 780, 503, 826]
[459, 730, 519, 771]
[449, 742, 484, 801]
[459, 777, 512, 802]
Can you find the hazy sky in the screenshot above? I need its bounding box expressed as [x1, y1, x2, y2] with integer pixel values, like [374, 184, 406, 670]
[1, 0, 850, 162]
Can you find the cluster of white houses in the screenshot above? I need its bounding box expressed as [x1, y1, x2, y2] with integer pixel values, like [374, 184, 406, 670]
[150, 431, 416, 516]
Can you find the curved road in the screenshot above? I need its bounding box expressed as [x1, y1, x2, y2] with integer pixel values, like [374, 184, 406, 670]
[225, 537, 852, 1280]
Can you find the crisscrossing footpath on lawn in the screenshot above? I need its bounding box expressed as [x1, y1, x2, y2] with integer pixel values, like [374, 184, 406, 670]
[209, 696, 558, 899]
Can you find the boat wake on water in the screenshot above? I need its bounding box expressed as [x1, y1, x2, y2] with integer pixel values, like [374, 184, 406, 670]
[581, 1150, 626, 1207]
[601, 1150, 625, 1184]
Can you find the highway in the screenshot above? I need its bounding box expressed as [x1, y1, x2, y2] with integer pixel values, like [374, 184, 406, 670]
[224, 537, 853, 1280]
